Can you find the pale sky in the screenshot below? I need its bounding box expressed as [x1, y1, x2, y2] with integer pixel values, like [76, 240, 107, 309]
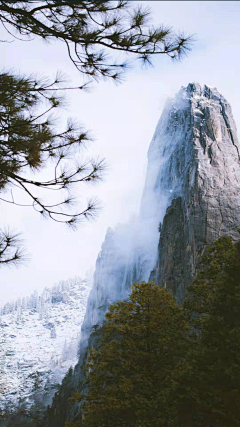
[0, 1, 240, 305]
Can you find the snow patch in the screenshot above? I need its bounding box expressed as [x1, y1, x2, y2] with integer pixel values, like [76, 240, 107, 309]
[0, 277, 91, 414]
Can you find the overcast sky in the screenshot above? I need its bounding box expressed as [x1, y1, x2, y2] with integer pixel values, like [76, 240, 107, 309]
[0, 1, 240, 305]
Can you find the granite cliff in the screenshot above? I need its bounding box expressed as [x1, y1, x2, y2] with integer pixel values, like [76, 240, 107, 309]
[154, 82, 240, 301]
[16, 83, 240, 427]
[45, 82, 240, 426]
[81, 82, 240, 341]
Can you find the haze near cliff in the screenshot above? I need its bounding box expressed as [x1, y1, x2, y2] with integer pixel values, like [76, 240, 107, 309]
[0, 1, 240, 304]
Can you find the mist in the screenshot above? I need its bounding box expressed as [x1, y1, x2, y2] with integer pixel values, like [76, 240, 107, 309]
[1, 1, 240, 308]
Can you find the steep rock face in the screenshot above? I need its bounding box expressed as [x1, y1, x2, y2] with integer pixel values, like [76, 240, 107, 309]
[46, 83, 240, 427]
[80, 225, 134, 349]
[154, 83, 240, 301]
[80, 219, 160, 351]
[83, 82, 240, 316]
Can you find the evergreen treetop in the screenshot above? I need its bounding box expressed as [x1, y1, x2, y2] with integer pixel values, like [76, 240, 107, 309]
[177, 235, 240, 427]
[69, 281, 191, 427]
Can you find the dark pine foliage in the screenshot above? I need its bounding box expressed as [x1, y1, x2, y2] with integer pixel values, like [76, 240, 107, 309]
[67, 234, 240, 427]
[0, 72, 105, 222]
[177, 235, 240, 427]
[67, 282, 191, 427]
[0, 1, 193, 81]
[0, 1, 193, 266]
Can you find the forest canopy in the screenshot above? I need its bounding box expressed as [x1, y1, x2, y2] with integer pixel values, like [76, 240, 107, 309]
[67, 235, 240, 427]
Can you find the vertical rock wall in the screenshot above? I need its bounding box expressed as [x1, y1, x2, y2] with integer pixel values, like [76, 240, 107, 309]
[45, 83, 240, 427]
[154, 83, 240, 302]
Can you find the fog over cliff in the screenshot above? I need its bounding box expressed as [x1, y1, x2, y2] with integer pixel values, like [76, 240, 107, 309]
[2, 82, 240, 427]
[44, 82, 240, 427]
[80, 82, 240, 352]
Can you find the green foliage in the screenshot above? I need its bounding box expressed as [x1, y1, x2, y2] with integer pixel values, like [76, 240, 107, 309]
[0, 71, 105, 265]
[184, 236, 239, 328]
[177, 236, 240, 427]
[0, 2, 193, 81]
[0, 72, 104, 222]
[70, 281, 191, 427]
[0, 1, 193, 266]
[68, 235, 240, 427]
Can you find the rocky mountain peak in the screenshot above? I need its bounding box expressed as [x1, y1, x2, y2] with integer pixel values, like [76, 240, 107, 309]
[154, 83, 240, 300]
[7, 83, 240, 427]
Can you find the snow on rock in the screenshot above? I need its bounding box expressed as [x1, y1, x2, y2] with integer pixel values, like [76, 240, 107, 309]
[46, 83, 240, 427]
[80, 82, 240, 347]
[0, 277, 91, 414]
[154, 82, 240, 301]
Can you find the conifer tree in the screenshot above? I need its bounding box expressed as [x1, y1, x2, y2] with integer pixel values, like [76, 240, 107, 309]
[51, 325, 57, 339]
[0, 1, 192, 81]
[177, 235, 240, 427]
[0, 72, 105, 222]
[0, 71, 105, 265]
[69, 281, 191, 427]
[0, 2, 193, 266]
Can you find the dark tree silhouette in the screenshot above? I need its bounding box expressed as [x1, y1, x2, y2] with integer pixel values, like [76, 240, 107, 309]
[0, 1, 193, 265]
[68, 282, 191, 427]
[0, 1, 192, 81]
[0, 230, 25, 266]
[0, 71, 105, 265]
[177, 236, 240, 427]
[0, 72, 104, 224]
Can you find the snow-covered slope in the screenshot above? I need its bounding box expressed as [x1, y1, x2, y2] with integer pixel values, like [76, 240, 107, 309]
[42, 83, 240, 427]
[0, 277, 91, 415]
